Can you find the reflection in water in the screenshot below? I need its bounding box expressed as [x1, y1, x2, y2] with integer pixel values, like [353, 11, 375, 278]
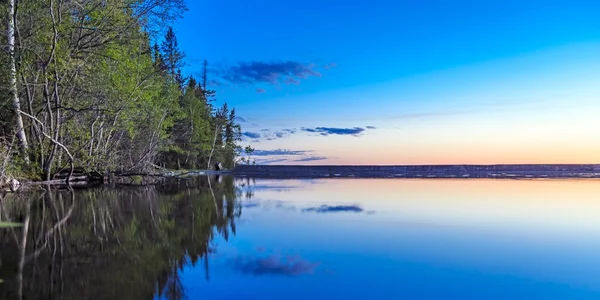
[4, 178, 600, 299]
[0, 176, 241, 300]
[302, 205, 364, 213]
[231, 254, 321, 277]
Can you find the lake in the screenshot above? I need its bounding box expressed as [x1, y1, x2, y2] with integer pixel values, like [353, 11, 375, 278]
[1, 176, 600, 299]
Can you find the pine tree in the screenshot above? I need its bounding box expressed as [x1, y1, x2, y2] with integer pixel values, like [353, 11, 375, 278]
[160, 27, 185, 84]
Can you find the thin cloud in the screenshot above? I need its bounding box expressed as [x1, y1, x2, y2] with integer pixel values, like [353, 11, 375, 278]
[256, 88, 266, 93]
[302, 127, 365, 136]
[231, 255, 320, 276]
[260, 128, 297, 140]
[236, 116, 247, 123]
[366, 126, 376, 129]
[323, 63, 338, 70]
[255, 158, 289, 165]
[302, 205, 364, 213]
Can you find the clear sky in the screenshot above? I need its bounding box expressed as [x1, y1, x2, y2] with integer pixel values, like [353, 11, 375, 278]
[173, 0, 600, 165]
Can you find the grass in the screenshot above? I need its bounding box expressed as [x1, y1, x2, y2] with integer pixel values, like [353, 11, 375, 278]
[0, 221, 23, 228]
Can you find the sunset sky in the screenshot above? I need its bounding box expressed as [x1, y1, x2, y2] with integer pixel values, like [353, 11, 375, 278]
[173, 0, 600, 165]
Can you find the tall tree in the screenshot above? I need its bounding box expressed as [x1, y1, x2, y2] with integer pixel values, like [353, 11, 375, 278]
[0, 0, 244, 178]
[160, 27, 185, 86]
[7, 0, 28, 163]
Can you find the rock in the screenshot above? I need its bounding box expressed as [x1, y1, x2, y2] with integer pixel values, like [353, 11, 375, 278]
[0, 177, 20, 192]
[214, 162, 224, 171]
[9, 178, 20, 192]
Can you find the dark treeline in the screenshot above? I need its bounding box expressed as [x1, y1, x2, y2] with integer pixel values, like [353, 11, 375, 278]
[0, 176, 244, 299]
[0, 0, 242, 181]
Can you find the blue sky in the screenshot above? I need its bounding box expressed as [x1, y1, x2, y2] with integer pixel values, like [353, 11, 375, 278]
[173, 0, 600, 165]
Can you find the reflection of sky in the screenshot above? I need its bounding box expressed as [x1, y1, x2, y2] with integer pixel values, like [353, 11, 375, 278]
[178, 178, 600, 299]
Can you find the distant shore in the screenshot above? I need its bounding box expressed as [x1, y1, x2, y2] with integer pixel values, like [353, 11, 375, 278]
[232, 164, 600, 179]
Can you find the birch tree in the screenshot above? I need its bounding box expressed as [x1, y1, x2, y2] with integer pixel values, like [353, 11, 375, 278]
[7, 0, 28, 163]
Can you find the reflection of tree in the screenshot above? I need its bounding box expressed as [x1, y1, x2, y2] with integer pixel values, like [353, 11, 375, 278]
[0, 175, 242, 300]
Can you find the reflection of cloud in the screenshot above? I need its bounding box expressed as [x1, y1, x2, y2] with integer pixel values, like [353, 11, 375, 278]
[241, 202, 260, 209]
[293, 156, 328, 162]
[366, 126, 376, 129]
[232, 255, 320, 276]
[302, 205, 364, 213]
[302, 127, 365, 136]
[249, 184, 298, 191]
[256, 88, 266, 93]
[254, 149, 312, 156]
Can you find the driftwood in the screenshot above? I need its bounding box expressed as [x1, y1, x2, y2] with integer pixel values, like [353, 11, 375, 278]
[9, 168, 233, 191]
[0, 176, 21, 192]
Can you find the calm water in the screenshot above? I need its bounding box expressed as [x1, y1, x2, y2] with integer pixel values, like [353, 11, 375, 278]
[2, 177, 600, 299]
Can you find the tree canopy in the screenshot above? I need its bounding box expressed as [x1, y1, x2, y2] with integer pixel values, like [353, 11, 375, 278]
[0, 0, 244, 180]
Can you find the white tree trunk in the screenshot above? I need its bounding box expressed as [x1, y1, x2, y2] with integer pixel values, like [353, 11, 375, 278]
[8, 0, 29, 163]
[207, 124, 220, 170]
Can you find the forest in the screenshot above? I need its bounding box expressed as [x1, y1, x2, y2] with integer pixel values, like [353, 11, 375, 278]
[0, 0, 243, 182]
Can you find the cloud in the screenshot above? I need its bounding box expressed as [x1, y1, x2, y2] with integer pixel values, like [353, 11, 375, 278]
[251, 148, 330, 164]
[323, 63, 338, 70]
[293, 156, 328, 162]
[206, 79, 223, 87]
[256, 88, 266, 93]
[231, 255, 320, 276]
[243, 131, 261, 139]
[236, 116, 247, 123]
[302, 127, 365, 136]
[254, 149, 312, 156]
[366, 126, 376, 129]
[255, 158, 289, 165]
[302, 205, 364, 213]
[260, 128, 298, 141]
[215, 60, 322, 86]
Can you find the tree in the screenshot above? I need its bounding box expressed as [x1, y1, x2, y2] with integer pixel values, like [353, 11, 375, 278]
[7, 0, 28, 164]
[0, 0, 244, 178]
[160, 27, 185, 87]
[153, 43, 167, 73]
[244, 146, 255, 165]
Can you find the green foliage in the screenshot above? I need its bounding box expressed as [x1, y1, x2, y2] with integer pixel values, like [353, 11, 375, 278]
[244, 145, 255, 165]
[0, 0, 244, 176]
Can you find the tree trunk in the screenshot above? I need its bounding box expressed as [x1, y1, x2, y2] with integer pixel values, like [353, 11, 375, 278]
[207, 124, 219, 170]
[8, 0, 29, 164]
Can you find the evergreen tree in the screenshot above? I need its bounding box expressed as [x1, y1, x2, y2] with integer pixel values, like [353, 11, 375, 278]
[160, 27, 185, 87]
[0, 0, 244, 177]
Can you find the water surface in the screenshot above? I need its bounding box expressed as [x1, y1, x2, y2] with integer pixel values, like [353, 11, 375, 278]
[1, 177, 600, 299]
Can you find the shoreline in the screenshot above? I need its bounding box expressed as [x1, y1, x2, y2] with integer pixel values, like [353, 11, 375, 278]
[232, 164, 600, 179]
[6, 164, 600, 192]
